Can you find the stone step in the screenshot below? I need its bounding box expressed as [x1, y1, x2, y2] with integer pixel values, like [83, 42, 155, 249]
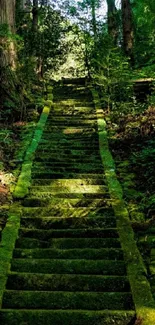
[20, 216, 116, 229]
[31, 184, 108, 194]
[33, 157, 102, 163]
[35, 149, 100, 155]
[31, 173, 104, 180]
[34, 154, 101, 161]
[6, 273, 130, 292]
[2, 290, 134, 310]
[31, 178, 106, 185]
[41, 136, 98, 141]
[37, 142, 99, 148]
[21, 206, 114, 218]
[0, 309, 135, 325]
[45, 120, 97, 126]
[15, 237, 121, 249]
[11, 259, 126, 275]
[32, 163, 103, 169]
[31, 167, 104, 175]
[36, 145, 99, 151]
[22, 197, 111, 208]
[28, 193, 109, 200]
[47, 115, 97, 120]
[19, 228, 118, 240]
[46, 114, 97, 119]
[13, 248, 123, 260]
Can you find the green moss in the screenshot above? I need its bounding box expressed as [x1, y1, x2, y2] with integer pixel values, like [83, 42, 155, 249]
[92, 88, 155, 324]
[11, 258, 125, 275]
[13, 247, 123, 260]
[3, 290, 133, 310]
[13, 104, 50, 199]
[0, 204, 21, 307]
[7, 272, 130, 292]
[0, 310, 135, 325]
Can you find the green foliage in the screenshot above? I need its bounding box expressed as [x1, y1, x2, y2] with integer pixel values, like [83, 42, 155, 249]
[93, 36, 133, 114]
[133, 0, 155, 70]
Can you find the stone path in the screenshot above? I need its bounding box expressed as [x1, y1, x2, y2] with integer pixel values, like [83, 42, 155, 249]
[0, 78, 155, 324]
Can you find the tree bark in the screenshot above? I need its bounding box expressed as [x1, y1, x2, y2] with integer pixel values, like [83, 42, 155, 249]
[106, 0, 118, 44]
[121, 0, 134, 63]
[0, 0, 16, 69]
[91, 0, 97, 39]
[32, 0, 39, 32]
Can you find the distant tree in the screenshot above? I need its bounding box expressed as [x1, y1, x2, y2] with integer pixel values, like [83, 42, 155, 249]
[106, 0, 118, 44]
[121, 0, 134, 63]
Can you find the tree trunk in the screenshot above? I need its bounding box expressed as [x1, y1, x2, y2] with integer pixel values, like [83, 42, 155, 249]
[0, 0, 16, 69]
[106, 0, 118, 44]
[32, 0, 39, 32]
[91, 0, 97, 39]
[121, 0, 134, 63]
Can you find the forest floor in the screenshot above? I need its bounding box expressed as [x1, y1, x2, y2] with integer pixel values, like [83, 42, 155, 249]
[108, 105, 155, 224]
[0, 120, 36, 234]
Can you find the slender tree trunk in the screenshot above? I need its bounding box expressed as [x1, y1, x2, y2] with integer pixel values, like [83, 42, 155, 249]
[91, 0, 97, 39]
[32, 0, 39, 32]
[121, 0, 134, 63]
[106, 0, 118, 44]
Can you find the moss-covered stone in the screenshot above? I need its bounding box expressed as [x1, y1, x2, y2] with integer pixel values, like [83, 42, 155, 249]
[0, 309, 135, 325]
[92, 88, 155, 324]
[2, 290, 133, 310]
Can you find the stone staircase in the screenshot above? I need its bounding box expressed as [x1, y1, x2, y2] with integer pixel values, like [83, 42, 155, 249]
[0, 79, 135, 324]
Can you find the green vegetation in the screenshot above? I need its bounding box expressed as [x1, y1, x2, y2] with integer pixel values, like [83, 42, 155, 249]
[1, 1, 155, 324]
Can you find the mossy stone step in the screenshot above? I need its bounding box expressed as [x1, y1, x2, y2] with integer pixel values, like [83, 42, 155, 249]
[21, 206, 114, 218]
[13, 248, 123, 260]
[28, 193, 109, 200]
[35, 148, 100, 155]
[37, 144, 99, 150]
[0, 309, 135, 325]
[46, 115, 97, 120]
[32, 163, 103, 169]
[36, 146, 99, 153]
[6, 273, 130, 292]
[45, 120, 97, 126]
[29, 184, 107, 194]
[36, 148, 98, 154]
[19, 227, 118, 240]
[34, 157, 101, 162]
[22, 197, 111, 208]
[32, 173, 104, 180]
[11, 259, 126, 275]
[20, 216, 116, 229]
[33, 162, 102, 168]
[43, 125, 96, 130]
[2, 290, 134, 310]
[31, 178, 106, 185]
[32, 167, 104, 175]
[45, 114, 97, 119]
[55, 101, 94, 107]
[50, 110, 95, 116]
[41, 136, 98, 142]
[34, 155, 101, 162]
[15, 237, 121, 249]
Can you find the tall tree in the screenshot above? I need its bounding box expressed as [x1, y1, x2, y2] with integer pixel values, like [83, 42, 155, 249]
[121, 0, 134, 63]
[90, 0, 97, 39]
[106, 0, 118, 44]
[32, 0, 39, 32]
[0, 0, 16, 69]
